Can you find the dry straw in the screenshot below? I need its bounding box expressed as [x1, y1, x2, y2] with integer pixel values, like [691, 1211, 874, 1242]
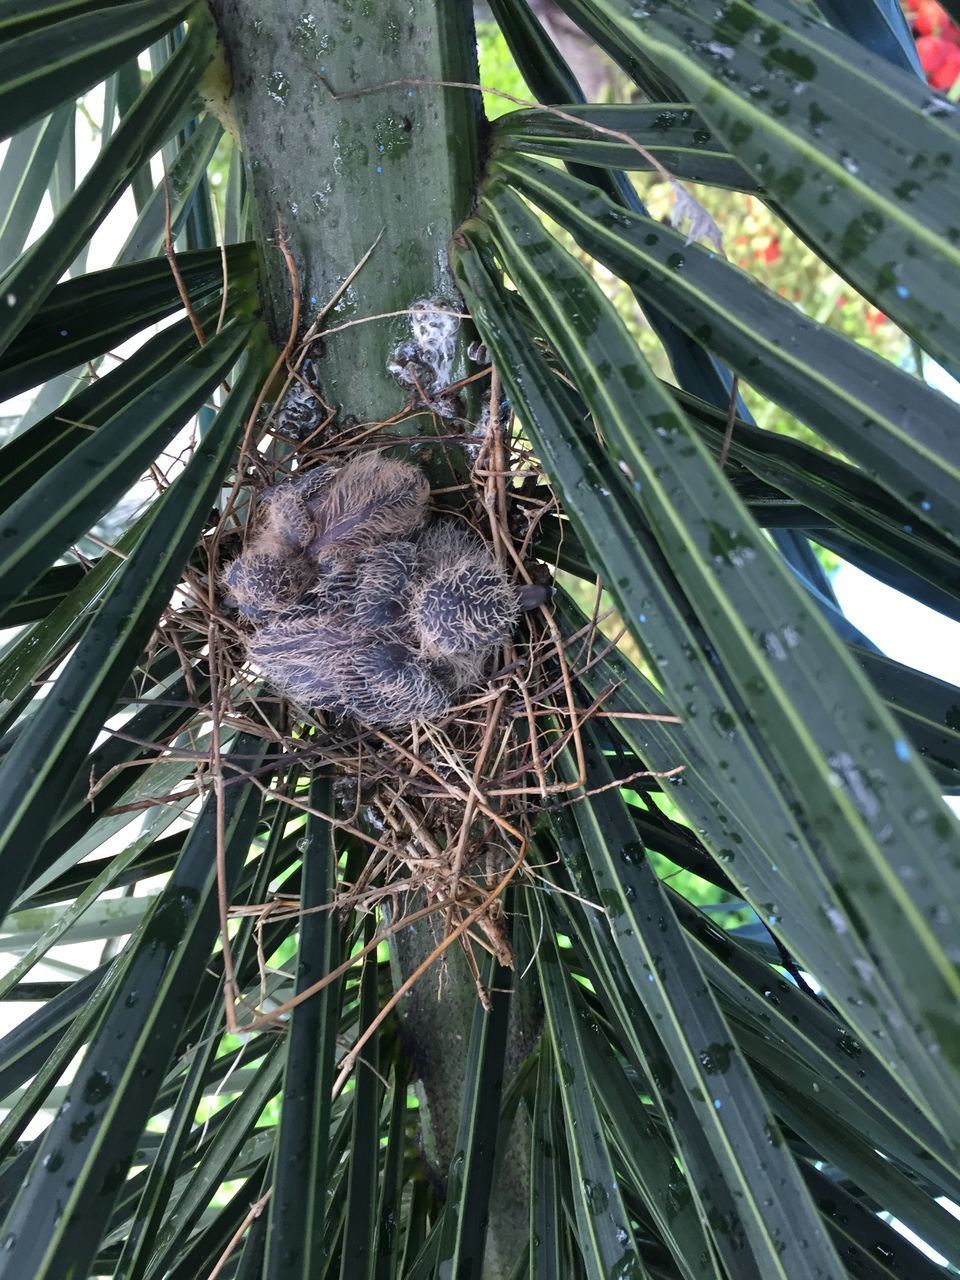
[99, 211, 680, 1060]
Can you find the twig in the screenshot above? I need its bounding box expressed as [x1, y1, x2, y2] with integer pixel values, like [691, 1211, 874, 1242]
[312, 306, 466, 341]
[240, 897, 455, 1028]
[203, 219, 306, 1035]
[718, 374, 740, 470]
[209, 639, 239, 1033]
[210, 196, 230, 337]
[205, 1187, 273, 1280]
[331, 839, 529, 1099]
[163, 173, 207, 347]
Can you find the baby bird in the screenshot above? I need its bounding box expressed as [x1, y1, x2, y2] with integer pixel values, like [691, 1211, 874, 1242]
[224, 453, 551, 727]
[222, 551, 314, 621]
[247, 617, 354, 712]
[248, 612, 448, 725]
[257, 466, 339, 553]
[306, 452, 430, 557]
[349, 641, 450, 724]
[221, 465, 337, 618]
[414, 561, 519, 658]
[350, 541, 417, 629]
[280, 541, 417, 630]
[410, 524, 550, 659]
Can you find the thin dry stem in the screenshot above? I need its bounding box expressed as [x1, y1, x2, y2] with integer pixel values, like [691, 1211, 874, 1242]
[205, 1187, 273, 1280]
[163, 173, 207, 348]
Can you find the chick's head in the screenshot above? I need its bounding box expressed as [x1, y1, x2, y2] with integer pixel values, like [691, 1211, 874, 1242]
[411, 527, 520, 656]
[222, 552, 314, 620]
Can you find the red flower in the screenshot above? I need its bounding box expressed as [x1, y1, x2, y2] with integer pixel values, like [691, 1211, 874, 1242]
[912, 1, 960, 41]
[917, 34, 960, 89]
[761, 236, 781, 264]
[866, 309, 888, 333]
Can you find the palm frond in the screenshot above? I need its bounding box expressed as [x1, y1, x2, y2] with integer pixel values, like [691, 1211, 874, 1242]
[0, 1, 958, 1278]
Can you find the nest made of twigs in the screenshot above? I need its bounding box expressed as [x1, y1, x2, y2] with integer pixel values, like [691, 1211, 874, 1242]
[133, 287, 662, 1023]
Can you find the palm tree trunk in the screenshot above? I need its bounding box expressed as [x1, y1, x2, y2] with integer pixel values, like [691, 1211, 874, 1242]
[206, 6, 531, 1273]
[208, 0, 482, 423]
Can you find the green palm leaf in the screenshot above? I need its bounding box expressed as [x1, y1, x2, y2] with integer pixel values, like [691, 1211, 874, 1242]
[551, 0, 960, 369]
[494, 154, 960, 547]
[455, 228, 960, 1139]
[0, 12, 215, 359]
[1, 2, 959, 1277]
[0, 338, 268, 914]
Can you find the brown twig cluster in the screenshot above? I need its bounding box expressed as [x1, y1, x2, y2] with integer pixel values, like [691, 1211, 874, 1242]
[85, 217, 679, 1041]
[171, 367, 677, 1023]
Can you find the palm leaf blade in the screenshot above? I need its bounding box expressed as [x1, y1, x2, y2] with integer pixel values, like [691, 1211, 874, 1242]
[0, 0, 195, 141]
[0, 339, 267, 915]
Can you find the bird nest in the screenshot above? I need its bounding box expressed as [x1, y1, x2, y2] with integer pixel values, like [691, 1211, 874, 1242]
[148, 292, 659, 1026]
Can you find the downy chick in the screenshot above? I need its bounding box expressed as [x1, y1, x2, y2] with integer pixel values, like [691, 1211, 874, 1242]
[248, 609, 448, 725]
[221, 467, 337, 618]
[222, 552, 313, 621]
[410, 523, 549, 658]
[306, 452, 430, 557]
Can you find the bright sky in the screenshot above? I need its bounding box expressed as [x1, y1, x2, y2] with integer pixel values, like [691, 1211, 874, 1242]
[837, 358, 960, 689]
[834, 562, 960, 687]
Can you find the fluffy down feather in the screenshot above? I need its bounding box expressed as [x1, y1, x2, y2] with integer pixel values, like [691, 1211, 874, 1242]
[411, 525, 520, 656]
[307, 453, 429, 555]
[227, 455, 548, 726]
[222, 552, 313, 620]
